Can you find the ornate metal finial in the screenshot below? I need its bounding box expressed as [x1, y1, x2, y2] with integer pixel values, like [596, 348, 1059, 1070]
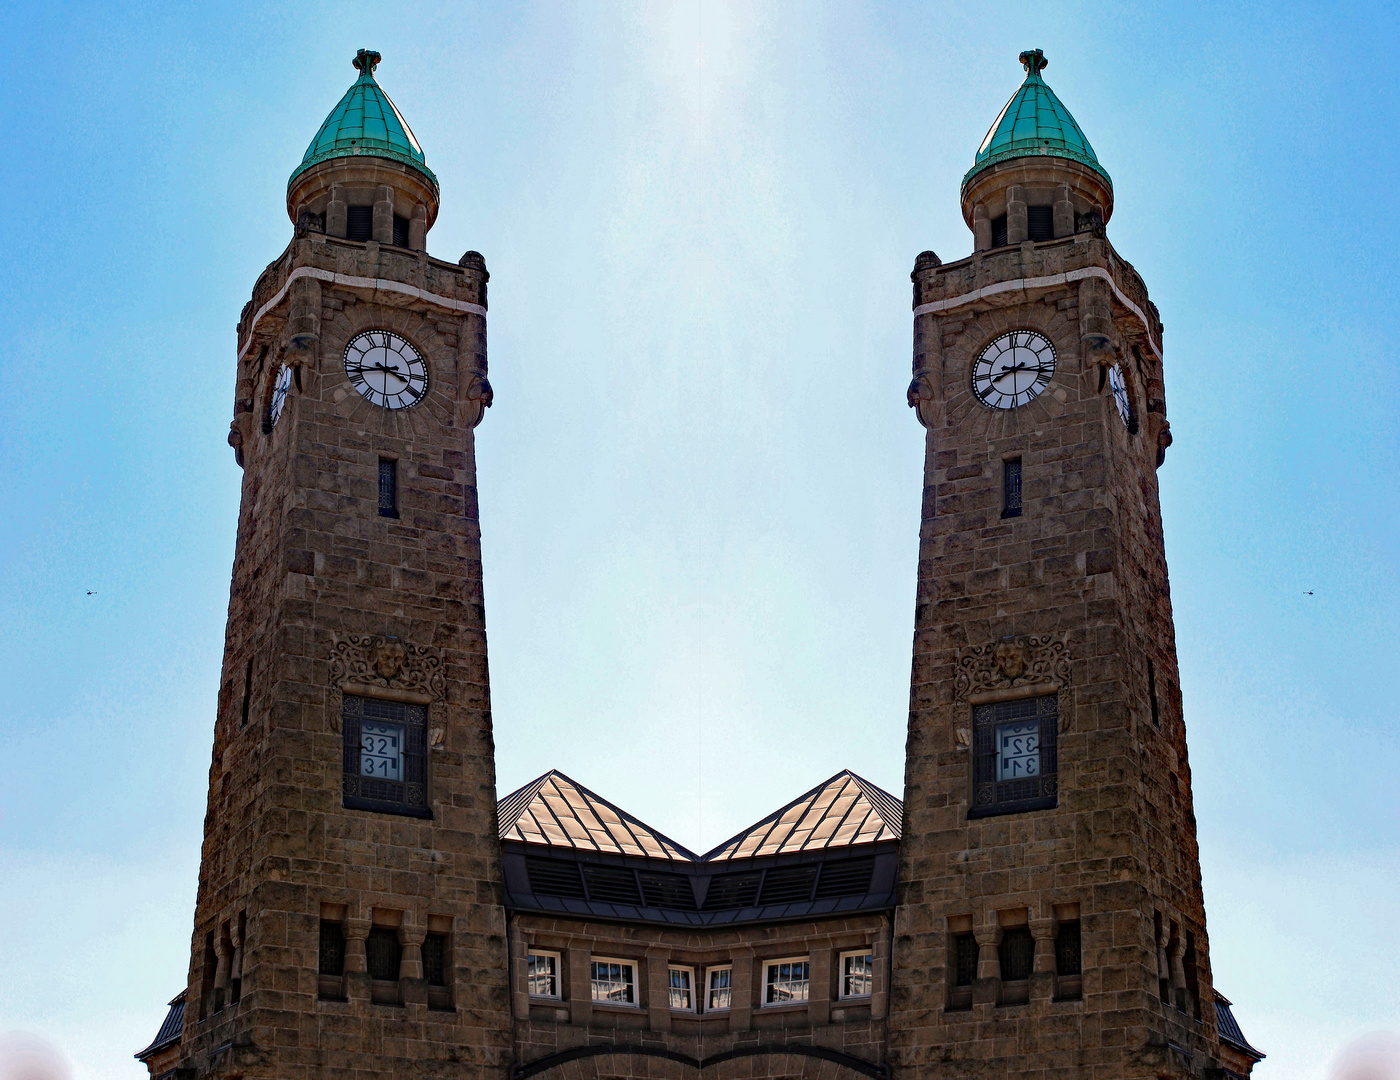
[353, 49, 382, 76]
[1019, 48, 1047, 76]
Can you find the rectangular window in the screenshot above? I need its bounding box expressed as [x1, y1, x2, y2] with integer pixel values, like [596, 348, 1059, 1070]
[763, 958, 810, 1006]
[706, 966, 732, 1012]
[423, 933, 448, 986]
[1027, 205, 1054, 241]
[392, 214, 410, 248]
[970, 693, 1058, 818]
[668, 966, 694, 1011]
[991, 214, 1008, 248]
[1002, 457, 1023, 518]
[378, 458, 399, 518]
[1054, 920, 1081, 977]
[341, 694, 430, 817]
[346, 205, 373, 241]
[590, 959, 637, 1005]
[998, 927, 1034, 982]
[318, 921, 346, 977]
[952, 933, 978, 987]
[366, 927, 402, 982]
[1148, 658, 1160, 727]
[528, 952, 560, 998]
[840, 951, 874, 999]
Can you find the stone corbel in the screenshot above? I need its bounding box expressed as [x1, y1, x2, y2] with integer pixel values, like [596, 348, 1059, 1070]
[459, 370, 493, 429]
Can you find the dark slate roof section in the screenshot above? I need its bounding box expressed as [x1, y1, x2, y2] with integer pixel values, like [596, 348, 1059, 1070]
[702, 770, 903, 860]
[498, 770, 700, 861]
[135, 992, 185, 1060]
[1214, 991, 1265, 1061]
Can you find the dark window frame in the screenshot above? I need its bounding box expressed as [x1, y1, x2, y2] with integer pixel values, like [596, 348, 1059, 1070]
[366, 927, 403, 982]
[341, 694, 432, 818]
[1002, 458, 1023, 518]
[968, 693, 1059, 818]
[952, 932, 978, 987]
[998, 926, 1035, 982]
[378, 458, 399, 518]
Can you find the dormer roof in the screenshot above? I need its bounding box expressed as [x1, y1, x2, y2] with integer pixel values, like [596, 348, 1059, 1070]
[288, 49, 438, 194]
[962, 48, 1110, 193]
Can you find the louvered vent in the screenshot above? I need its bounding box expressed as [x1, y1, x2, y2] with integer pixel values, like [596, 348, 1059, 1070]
[346, 206, 373, 241]
[525, 856, 586, 899]
[639, 871, 697, 911]
[813, 855, 876, 899]
[991, 214, 1008, 248]
[757, 865, 818, 905]
[581, 864, 643, 905]
[1027, 206, 1054, 242]
[392, 214, 410, 248]
[701, 871, 761, 910]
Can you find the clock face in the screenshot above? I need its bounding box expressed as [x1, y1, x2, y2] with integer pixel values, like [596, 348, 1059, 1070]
[343, 331, 428, 409]
[268, 363, 292, 428]
[971, 331, 1057, 409]
[1108, 363, 1132, 427]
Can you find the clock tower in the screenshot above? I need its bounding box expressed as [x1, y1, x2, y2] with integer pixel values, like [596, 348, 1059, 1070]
[176, 50, 511, 1078]
[890, 50, 1226, 1080]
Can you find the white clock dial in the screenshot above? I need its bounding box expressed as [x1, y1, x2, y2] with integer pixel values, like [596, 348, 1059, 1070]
[268, 363, 292, 428]
[343, 331, 428, 409]
[971, 331, 1057, 409]
[1108, 363, 1132, 428]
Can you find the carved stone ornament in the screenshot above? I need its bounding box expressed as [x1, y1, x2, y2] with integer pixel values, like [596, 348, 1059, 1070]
[954, 633, 1070, 700]
[329, 634, 446, 702]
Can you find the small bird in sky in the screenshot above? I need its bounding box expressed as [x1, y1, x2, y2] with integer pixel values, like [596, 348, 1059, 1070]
[1304, 591, 1313, 596]
[86, 590, 96, 595]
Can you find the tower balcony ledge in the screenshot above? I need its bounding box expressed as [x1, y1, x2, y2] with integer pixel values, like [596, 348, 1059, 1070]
[912, 233, 1161, 357]
[238, 234, 487, 359]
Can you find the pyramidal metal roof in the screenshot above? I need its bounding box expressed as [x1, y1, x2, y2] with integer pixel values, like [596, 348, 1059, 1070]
[702, 770, 902, 861]
[289, 49, 438, 193]
[963, 48, 1110, 192]
[498, 771, 699, 861]
[498, 769, 902, 863]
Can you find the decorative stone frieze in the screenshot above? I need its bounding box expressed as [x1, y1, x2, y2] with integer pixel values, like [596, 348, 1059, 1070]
[329, 634, 446, 702]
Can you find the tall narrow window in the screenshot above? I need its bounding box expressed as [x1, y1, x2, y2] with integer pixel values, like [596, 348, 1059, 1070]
[991, 214, 1008, 248]
[392, 214, 410, 248]
[668, 966, 694, 1011]
[319, 921, 346, 978]
[706, 966, 733, 1011]
[378, 458, 399, 518]
[1054, 921, 1081, 977]
[1002, 458, 1023, 518]
[239, 657, 253, 727]
[840, 951, 874, 999]
[1148, 659, 1161, 727]
[366, 928, 402, 982]
[952, 933, 978, 987]
[346, 205, 373, 240]
[1027, 205, 1054, 241]
[998, 928, 1034, 982]
[423, 931, 451, 1009]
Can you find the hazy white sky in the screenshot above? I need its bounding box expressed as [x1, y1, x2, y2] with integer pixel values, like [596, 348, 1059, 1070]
[0, 2, 1396, 1078]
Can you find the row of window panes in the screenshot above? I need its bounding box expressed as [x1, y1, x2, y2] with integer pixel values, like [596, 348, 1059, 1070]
[317, 921, 449, 984]
[527, 951, 873, 1010]
[948, 921, 1081, 985]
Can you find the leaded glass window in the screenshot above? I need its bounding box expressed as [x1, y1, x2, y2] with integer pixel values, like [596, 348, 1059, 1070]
[970, 693, 1058, 817]
[341, 694, 430, 817]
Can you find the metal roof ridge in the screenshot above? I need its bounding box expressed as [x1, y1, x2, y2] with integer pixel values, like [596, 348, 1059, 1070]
[503, 768, 700, 861]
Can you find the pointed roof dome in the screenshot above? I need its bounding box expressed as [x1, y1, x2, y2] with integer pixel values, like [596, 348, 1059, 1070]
[963, 49, 1110, 192]
[288, 49, 438, 193]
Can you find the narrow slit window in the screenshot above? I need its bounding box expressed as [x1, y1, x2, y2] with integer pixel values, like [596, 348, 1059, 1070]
[319, 921, 346, 977]
[1002, 458, 1023, 518]
[991, 214, 1008, 248]
[239, 657, 253, 727]
[1148, 659, 1161, 727]
[423, 933, 448, 986]
[346, 205, 373, 241]
[392, 214, 410, 248]
[379, 458, 399, 518]
[1055, 921, 1081, 976]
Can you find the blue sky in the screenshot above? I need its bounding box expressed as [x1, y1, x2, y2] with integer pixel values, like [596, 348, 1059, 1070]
[0, 2, 1396, 1078]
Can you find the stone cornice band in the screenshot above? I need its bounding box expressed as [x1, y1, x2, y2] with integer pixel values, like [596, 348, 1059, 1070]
[237, 265, 488, 364]
[913, 265, 1162, 363]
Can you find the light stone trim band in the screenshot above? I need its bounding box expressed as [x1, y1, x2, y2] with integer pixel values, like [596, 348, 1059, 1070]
[913, 265, 1162, 363]
[237, 265, 488, 363]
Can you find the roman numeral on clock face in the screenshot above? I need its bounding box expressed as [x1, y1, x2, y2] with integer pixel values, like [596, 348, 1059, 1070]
[342, 331, 430, 410]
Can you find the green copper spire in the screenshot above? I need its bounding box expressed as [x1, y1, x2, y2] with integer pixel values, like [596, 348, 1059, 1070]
[962, 49, 1110, 191]
[288, 49, 438, 193]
